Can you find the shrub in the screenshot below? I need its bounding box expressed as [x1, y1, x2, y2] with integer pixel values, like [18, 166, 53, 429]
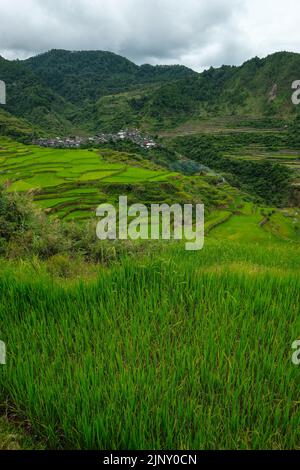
[46, 254, 74, 278]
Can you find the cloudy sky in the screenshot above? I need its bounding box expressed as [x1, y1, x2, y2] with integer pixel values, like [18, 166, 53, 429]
[0, 0, 299, 70]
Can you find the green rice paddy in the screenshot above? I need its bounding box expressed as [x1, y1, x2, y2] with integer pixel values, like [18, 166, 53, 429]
[0, 138, 174, 220]
[0, 138, 300, 450]
[0, 240, 300, 449]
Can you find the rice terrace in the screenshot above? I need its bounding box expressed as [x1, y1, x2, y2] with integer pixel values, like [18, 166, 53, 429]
[0, 139, 174, 220]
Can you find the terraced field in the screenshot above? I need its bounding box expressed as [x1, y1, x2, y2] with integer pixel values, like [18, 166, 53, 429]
[162, 121, 300, 188]
[1, 138, 299, 242]
[0, 139, 175, 220]
[205, 197, 300, 244]
[224, 147, 300, 186]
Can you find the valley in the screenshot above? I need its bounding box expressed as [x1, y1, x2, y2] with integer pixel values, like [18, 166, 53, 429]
[0, 48, 300, 451]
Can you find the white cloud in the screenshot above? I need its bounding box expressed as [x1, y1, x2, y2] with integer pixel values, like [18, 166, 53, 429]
[0, 0, 299, 69]
[240, 0, 300, 59]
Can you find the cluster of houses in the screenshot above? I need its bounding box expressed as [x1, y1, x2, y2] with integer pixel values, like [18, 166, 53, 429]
[33, 129, 158, 150]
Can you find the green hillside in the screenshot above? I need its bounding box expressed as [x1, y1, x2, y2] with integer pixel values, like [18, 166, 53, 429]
[0, 55, 75, 134]
[0, 138, 236, 221]
[24, 49, 196, 105]
[0, 108, 39, 139]
[0, 137, 299, 243]
[1, 50, 300, 134]
[80, 51, 300, 132]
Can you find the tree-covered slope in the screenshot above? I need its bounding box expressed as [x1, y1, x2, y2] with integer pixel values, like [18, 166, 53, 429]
[85, 52, 300, 132]
[23, 49, 196, 105]
[0, 108, 38, 139]
[0, 55, 75, 134]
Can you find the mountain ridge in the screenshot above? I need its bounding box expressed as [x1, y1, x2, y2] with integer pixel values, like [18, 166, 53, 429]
[23, 49, 197, 105]
[0, 49, 300, 136]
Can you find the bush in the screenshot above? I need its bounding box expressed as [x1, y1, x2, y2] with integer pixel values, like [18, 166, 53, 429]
[0, 187, 35, 247]
[0, 188, 154, 265]
[46, 254, 74, 278]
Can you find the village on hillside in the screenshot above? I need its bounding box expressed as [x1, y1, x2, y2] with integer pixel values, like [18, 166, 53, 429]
[33, 129, 158, 150]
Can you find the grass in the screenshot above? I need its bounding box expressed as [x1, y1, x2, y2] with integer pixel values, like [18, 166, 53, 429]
[0, 239, 300, 450]
[0, 415, 44, 450]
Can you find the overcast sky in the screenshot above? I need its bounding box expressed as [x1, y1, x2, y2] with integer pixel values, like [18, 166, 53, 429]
[0, 0, 299, 70]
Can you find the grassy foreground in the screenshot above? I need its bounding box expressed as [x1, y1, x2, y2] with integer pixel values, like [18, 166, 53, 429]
[0, 239, 299, 449]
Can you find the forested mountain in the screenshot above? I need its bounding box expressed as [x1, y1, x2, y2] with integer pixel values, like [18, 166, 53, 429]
[0, 108, 39, 138]
[0, 55, 75, 134]
[23, 49, 196, 104]
[1, 50, 300, 136]
[86, 52, 300, 131]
